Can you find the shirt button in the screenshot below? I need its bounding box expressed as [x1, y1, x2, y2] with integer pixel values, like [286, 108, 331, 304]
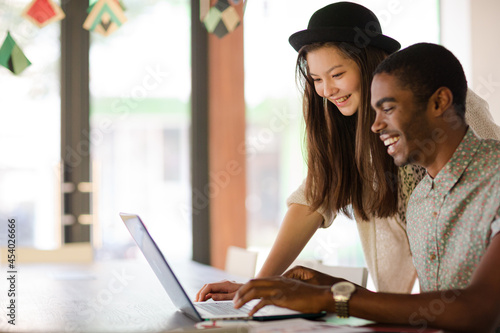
[430, 253, 436, 261]
[432, 211, 438, 217]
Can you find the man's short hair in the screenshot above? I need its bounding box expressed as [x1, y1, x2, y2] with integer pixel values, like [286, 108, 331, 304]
[373, 43, 467, 117]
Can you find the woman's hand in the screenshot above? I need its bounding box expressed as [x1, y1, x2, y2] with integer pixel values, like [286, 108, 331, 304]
[233, 277, 333, 316]
[283, 265, 344, 286]
[195, 280, 243, 302]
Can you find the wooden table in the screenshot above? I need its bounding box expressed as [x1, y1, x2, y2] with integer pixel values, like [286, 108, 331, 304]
[0, 259, 448, 333]
[0, 258, 247, 332]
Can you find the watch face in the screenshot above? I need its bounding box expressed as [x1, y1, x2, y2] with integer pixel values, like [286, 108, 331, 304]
[332, 281, 356, 296]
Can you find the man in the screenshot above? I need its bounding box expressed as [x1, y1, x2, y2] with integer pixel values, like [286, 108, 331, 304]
[232, 43, 500, 333]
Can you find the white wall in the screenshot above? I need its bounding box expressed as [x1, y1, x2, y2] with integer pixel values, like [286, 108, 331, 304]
[469, 0, 500, 124]
[442, 0, 500, 125]
[440, 0, 471, 79]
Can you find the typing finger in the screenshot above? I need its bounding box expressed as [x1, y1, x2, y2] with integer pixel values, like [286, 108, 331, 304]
[248, 299, 270, 317]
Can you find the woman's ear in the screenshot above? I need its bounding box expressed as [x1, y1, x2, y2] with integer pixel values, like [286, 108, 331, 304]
[430, 87, 453, 117]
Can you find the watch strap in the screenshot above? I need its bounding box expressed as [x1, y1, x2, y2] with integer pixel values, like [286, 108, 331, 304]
[335, 299, 349, 318]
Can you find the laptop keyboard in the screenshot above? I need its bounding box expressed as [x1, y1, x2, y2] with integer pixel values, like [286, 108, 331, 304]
[196, 302, 251, 316]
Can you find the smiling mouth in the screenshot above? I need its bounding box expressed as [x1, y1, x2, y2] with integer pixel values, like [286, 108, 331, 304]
[383, 136, 400, 146]
[334, 94, 351, 104]
[383, 136, 400, 155]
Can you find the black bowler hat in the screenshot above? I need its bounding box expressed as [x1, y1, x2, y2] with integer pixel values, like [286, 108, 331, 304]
[289, 2, 400, 54]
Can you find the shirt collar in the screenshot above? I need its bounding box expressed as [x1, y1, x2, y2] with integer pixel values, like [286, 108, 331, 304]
[428, 127, 481, 195]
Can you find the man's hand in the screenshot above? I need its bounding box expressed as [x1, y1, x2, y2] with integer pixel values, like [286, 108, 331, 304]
[233, 277, 333, 316]
[195, 280, 243, 302]
[283, 265, 344, 286]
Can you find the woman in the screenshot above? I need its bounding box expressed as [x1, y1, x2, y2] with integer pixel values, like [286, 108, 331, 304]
[196, 1, 500, 301]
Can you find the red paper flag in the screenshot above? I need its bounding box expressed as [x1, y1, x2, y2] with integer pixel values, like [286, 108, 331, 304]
[22, 0, 65, 28]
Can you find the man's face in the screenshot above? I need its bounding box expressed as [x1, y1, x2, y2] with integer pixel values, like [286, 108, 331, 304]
[370, 72, 433, 167]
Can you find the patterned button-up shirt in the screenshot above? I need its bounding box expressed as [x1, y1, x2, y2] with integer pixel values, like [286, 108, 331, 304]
[407, 127, 500, 292]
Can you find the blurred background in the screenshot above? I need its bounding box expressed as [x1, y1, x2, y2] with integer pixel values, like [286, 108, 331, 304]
[0, 0, 498, 279]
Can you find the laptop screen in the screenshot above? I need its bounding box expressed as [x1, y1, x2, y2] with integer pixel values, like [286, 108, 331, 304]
[120, 213, 202, 321]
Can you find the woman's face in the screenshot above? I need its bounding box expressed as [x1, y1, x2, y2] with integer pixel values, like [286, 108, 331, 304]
[306, 46, 362, 116]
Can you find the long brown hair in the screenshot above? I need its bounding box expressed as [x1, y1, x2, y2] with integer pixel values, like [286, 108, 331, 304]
[297, 42, 399, 221]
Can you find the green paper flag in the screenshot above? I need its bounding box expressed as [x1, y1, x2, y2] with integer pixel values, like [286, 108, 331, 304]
[203, 0, 240, 38]
[88, 0, 126, 13]
[0, 32, 31, 75]
[83, 0, 127, 37]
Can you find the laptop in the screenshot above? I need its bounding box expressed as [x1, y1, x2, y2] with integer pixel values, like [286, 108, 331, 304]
[119, 213, 326, 321]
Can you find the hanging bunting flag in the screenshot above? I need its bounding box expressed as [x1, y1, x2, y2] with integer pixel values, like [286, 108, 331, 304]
[200, 0, 210, 21]
[116, 0, 126, 11]
[0, 32, 32, 75]
[83, 0, 127, 37]
[88, 0, 126, 12]
[203, 0, 240, 38]
[22, 0, 65, 28]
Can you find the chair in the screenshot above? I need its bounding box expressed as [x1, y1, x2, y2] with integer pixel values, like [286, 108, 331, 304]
[290, 259, 368, 287]
[224, 246, 258, 279]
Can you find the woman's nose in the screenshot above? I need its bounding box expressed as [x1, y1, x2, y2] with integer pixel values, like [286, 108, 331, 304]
[323, 81, 338, 98]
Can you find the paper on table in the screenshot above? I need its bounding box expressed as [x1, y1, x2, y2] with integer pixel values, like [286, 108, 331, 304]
[192, 318, 374, 332]
[247, 319, 374, 333]
[325, 315, 376, 327]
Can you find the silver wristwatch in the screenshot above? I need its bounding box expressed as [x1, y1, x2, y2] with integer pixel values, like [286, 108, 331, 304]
[331, 281, 356, 318]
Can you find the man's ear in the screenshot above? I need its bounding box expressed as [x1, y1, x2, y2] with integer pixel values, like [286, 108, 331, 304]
[429, 87, 453, 117]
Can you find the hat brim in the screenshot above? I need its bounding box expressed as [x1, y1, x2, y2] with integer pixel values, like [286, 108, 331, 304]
[289, 27, 401, 54]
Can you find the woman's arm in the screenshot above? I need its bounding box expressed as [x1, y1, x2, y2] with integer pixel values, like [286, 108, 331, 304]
[195, 203, 323, 302]
[256, 203, 323, 278]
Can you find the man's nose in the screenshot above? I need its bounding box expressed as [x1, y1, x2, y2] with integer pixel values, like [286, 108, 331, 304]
[371, 112, 386, 133]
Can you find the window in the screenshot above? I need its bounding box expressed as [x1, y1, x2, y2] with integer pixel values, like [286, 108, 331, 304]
[0, 4, 61, 249]
[89, 0, 192, 261]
